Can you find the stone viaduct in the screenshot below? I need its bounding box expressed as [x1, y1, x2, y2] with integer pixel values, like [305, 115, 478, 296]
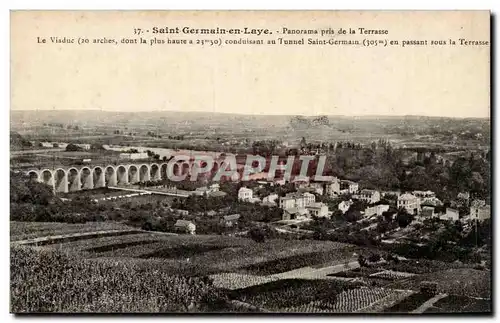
[23, 160, 226, 193]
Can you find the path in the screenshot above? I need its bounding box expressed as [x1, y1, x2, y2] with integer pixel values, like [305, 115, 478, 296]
[411, 293, 448, 314]
[109, 186, 189, 197]
[270, 261, 360, 280]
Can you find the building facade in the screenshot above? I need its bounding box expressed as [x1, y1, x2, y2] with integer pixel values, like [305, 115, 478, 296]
[307, 202, 329, 218]
[397, 193, 421, 215]
[470, 200, 491, 221]
[358, 189, 381, 204]
[238, 187, 253, 201]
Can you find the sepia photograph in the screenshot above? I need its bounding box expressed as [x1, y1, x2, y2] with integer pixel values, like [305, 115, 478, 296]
[9, 10, 491, 314]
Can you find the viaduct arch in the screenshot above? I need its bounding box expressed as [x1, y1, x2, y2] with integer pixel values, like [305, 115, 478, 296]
[23, 160, 224, 193]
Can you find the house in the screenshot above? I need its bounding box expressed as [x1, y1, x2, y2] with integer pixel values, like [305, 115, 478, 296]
[171, 209, 189, 216]
[340, 180, 359, 194]
[206, 210, 217, 217]
[420, 206, 437, 219]
[194, 186, 210, 196]
[296, 181, 324, 195]
[238, 187, 253, 201]
[326, 178, 341, 197]
[76, 143, 91, 150]
[442, 208, 459, 221]
[382, 191, 401, 198]
[308, 182, 325, 195]
[358, 189, 381, 204]
[279, 192, 315, 209]
[397, 193, 420, 215]
[282, 207, 309, 220]
[469, 200, 491, 221]
[457, 192, 470, 202]
[364, 204, 390, 217]
[421, 197, 443, 207]
[193, 183, 222, 197]
[209, 183, 220, 192]
[262, 194, 278, 204]
[338, 199, 354, 214]
[222, 214, 241, 227]
[248, 197, 261, 204]
[307, 202, 329, 218]
[413, 190, 436, 202]
[174, 220, 196, 234]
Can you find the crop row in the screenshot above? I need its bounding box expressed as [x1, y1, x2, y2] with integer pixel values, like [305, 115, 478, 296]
[390, 268, 491, 299]
[11, 221, 134, 241]
[45, 232, 164, 252]
[210, 273, 279, 290]
[281, 287, 404, 313]
[228, 279, 359, 311]
[10, 245, 224, 313]
[238, 248, 357, 276]
[369, 270, 416, 280]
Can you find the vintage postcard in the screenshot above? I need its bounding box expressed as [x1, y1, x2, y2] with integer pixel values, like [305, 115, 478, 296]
[10, 10, 491, 314]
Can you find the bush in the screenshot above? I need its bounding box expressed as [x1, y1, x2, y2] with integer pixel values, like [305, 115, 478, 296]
[357, 254, 367, 267]
[65, 143, 82, 152]
[248, 227, 268, 243]
[368, 253, 381, 263]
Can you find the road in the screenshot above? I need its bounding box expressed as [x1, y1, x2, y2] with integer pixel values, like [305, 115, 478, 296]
[109, 186, 190, 198]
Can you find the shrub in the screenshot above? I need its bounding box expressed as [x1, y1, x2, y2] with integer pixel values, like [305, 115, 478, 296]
[368, 253, 381, 263]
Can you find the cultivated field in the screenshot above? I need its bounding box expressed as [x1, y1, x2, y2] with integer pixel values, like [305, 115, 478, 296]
[9, 221, 492, 313]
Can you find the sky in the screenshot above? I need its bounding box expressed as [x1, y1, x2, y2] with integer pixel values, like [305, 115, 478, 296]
[10, 11, 490, 118]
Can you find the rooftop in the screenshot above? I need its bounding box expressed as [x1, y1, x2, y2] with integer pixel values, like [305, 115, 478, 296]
[175, 220, 194, 227]
[398, 193, 417, 201]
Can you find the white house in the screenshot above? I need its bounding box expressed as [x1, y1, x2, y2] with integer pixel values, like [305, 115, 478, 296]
[263, 193, 278, 204]
[338, 199, 354, 214]
[364, 204, 390, 217]
[413, 190, 436, 201]
[296, 181, 324, 195]
[469, 200, 491, 221]
[279, 192, 315, 209]
[340, 180, 359, 194]
[420, 206, 438, 219]
[397, 193, 421, 215]
[282, 207, 309, 220]
[174, 220, 196, 234]
[238, 187, 253, 201]
[441, 208, 459, 221]
[326, 178, 341, 197]
[76, 143, 91, 150]
[307, 202, 329, 218]
[358, 189, 381, 204]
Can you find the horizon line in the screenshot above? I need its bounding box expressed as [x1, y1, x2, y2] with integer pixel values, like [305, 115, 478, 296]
[10, 108, 490, 119]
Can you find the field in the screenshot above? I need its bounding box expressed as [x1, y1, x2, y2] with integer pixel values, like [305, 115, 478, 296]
[10, 221, 135, 242]
[9, 221, 492, 313]
[424, 295, 492, 313]
[390, 268, 491, 299]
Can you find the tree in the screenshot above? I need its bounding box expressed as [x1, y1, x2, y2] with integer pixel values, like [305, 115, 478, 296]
[248, 227, 267, 243]
[357, 254, 367, 267]
[368, 253, 381, 263]
[66, 143, 83, 152]
[396, 208, 414, 228]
